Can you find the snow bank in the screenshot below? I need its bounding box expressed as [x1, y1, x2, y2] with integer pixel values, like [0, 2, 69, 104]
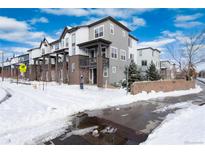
[0, 88, 7, 102]
[0, 80, 202, 144]
[143, 104, 205, 144]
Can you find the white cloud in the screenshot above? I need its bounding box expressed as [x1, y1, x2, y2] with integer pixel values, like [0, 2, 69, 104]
[41, 8, 154, 19]
[119, 17, 146, 30]
[0, 16, 29, 31]
[138, 38, 176, 49]
[175, 13, 203, 22]
[29, 17, 49, 25]
[0, 16, 54, 47]
[175, 21, 204, 28]
[174, 13, 204, 28]
[41, 8, 90, 17]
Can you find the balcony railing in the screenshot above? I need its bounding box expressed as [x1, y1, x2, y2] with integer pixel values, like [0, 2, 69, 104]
[80, 57, 109, 68]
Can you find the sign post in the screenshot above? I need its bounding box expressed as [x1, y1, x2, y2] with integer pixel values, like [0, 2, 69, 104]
[19, 63, 27, 83]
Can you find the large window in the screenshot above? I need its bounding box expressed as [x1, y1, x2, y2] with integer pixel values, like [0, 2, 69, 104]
[120, 50, 126, 61]
[152, 51, 154, 56]
[142, 60, 147, 66]
[42, 49, 45, 55]
[94, 25, 104, 38]
[130, 53, 134, 60]
[72, 46, 76, 55]
[55, 43, 59, 50]
[128, 38, 132, 47]
[110, 24, 114, 35]
[110, 47, 118, 59]
[103, 66, 109, 77]
[71, 33, 76, 44]
[65, 38, 69, 47]
[139, 50, 142, 56]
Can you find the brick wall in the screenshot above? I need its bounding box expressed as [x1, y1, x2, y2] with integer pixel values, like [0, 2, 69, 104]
[131, 80, 196, 95]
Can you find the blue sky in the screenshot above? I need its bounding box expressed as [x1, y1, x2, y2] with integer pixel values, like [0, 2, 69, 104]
[0, 8, 205, 69]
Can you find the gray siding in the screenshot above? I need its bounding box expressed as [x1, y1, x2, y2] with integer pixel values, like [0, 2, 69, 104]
[89, 20, 129, 84]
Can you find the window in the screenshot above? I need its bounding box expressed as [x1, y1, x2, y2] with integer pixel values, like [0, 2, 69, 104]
[122, 30, 126, 37]
[111, 47, 118, 59]
[103, 66, 109, 77]
[72, 46, 76, 55]
[71, 63, 75, 72]
[65, 38, 69, 47]
[128, 38, 132, 47]
[61, 40, 64, 48]
[101, 47, 107, 58]
[130, 53, 134, 59]
[120, 50, 126, 61]
[139, 50, 142, 56]
[112, 66, 116, 74]
[110, 24, 114, 35]
[152, 51, 154, 56]
[142, 60, 147, 66]
[55, 43, 59, 50]
[42, 49, 45, 55]
[71, 33, 76, 45]
[94, 25, 104, 38]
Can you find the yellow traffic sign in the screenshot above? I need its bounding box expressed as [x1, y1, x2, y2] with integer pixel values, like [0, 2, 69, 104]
[19, 63, 27, 73]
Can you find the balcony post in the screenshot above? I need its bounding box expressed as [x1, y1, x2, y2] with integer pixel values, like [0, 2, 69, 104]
[97, 43, 103, 87]
[55, 54, 59, 82]
[48, 55, 52, 82]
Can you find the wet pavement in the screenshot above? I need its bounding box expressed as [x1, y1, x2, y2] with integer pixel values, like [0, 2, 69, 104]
[44, 81, 205, 145]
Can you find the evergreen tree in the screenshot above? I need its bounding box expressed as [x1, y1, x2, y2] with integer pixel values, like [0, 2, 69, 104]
[123, 60, 141, 91]
[146, 62, 161, 81]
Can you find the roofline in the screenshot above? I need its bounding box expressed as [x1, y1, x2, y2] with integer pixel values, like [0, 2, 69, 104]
[88, 16, 131, 32]
[138, 47, 161, 53]
[129, 34, 139, 41]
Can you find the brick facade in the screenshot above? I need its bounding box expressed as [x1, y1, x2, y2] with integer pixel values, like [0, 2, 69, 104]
[131, 80, 196, 95]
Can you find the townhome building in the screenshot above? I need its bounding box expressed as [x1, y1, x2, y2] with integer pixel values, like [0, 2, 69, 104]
[136, 47, 161, 77]
[27, 16, 139, 87]
[160, 60, 176, 80]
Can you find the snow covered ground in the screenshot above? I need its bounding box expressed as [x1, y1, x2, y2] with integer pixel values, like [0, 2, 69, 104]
[143, 104, 205, 144]
[0, 87, 6, 101]
[0, 79, 202, 144]
[198, 77, 205, 82]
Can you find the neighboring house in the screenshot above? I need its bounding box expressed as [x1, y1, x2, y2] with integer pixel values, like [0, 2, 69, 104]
[160, 60, 176, 80]
[199, 70, 205, 78]
[136, 47, 161, 77]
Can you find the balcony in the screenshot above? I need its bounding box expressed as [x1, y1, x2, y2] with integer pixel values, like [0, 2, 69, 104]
[80, 57, 109, 68]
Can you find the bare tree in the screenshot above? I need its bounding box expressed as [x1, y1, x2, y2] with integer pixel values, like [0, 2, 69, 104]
[166, 29, 205, 80]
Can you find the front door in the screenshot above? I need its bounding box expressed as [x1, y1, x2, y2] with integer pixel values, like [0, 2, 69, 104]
[93, 68, 97, 84]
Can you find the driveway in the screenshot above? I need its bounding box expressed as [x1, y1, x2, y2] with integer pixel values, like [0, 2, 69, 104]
[44, 81, 205, 145]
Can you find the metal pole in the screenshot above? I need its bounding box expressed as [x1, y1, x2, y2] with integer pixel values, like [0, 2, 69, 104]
[1, 52, 4, 82]
[126, 65, 129, 95]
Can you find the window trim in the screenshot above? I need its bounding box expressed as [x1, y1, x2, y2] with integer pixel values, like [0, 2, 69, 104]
[103, 66, 109, 77]
[110, 46, 118, 59]
[120, 49, 126, 61]
[112, 66, 117, 74]
[110, 23, 114, 35]
[94, 25, 104, 39]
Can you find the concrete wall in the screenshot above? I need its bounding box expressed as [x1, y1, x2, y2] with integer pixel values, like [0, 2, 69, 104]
[131, 80, 196, 95]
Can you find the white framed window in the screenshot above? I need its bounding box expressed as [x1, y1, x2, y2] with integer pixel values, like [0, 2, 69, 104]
[71, 63, 75, 72]
[128, 38, 132, 47]
[103, 66, 109, 77]
[152, 51, 154, 56]
[94, 25, 104, 38]
[112, 66, 117, 74]
[72, 46, 76, 55]
[130, 53, 134, 60]
[65, 38, 69, 47]
[55, 43, 59, 50]
[110, 24, 114, 35]
[122, 30, 126, 37]
[71, 33, 76, 44]
[110, 47, 118, 59]
[142, 60, 147, 66]
[42, 48, 45, 55]
[120, 49, 126, 61]
[139, 50, 142, 56]
[61, 39, 64, 48]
